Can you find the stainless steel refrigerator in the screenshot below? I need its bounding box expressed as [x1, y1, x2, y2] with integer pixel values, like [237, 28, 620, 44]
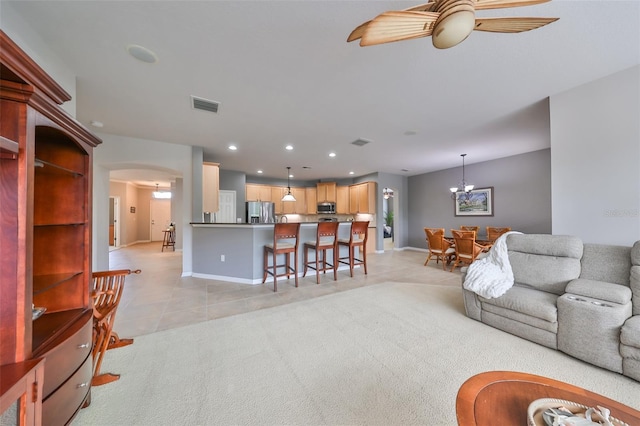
[246, 201, 275, 223]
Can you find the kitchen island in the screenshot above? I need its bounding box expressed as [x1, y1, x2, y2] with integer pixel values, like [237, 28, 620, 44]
[190, 222, 373, 283]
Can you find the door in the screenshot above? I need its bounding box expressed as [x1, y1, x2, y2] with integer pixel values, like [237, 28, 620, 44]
[217, 190, 236, 223]
[109, 196, 120, 247]
[150, 199, 171, 241]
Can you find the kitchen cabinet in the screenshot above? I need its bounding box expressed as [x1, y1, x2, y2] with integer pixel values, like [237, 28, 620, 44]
[305, 187, 317, 214]
[202, 162, 220, 213]
[336, 186, 349, 214]
[246, 184, 272, 202]
[0, 31, 100, 424]
[283, 188, 306, 214]
[271, 187, 284, 214]
[316, 182, 337, 202]
[349, 182, 377, 214]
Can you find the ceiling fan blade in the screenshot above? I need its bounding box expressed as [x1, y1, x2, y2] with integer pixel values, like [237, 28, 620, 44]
[405, 2, 438, 12]
[359, 11, 440, 46]
[474, 16, 558, 33]
[347, 20, 372, 42]
[475, 0, 551, 10]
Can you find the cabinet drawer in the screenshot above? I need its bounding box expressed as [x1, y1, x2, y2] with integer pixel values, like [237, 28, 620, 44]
[42, 353, 92, 426]
[38, 313, 92, 398]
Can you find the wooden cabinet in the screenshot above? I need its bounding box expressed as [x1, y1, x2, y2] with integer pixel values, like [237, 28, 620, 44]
[349, 182, 377, 214]
[246, 183, 272, 202]
[316, 182, 337, 202]
[202, 162, 220, 213]
[336, 186, 349, 214]
[271, 187, 284, 214]
[283, 188, 306, 214]
[0, 31, 100, 424]
[305, 187, 317, 214]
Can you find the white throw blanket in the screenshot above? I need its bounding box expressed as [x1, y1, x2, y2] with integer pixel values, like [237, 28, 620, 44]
[463, 231, 522, 299]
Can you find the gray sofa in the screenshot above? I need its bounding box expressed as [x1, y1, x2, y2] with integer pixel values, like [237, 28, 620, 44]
[461, 234, 640, 382]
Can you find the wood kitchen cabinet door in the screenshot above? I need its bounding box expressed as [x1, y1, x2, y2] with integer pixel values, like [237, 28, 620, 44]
[305, 187, 317, 214]
[271, 187, 284, 214]
[246, 184, 271, 202]
[283, 188, 306, 214]
[317, 182, 337, 202]
[336, 186, 349, 214]
[349, 182, 377, 214]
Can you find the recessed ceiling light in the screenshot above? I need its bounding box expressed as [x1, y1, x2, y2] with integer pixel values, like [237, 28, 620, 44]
[349, 171, 355, 175]
[90, 120, 104, 128]
[257, 170, 263, 174]
[228, 144, 237, 151]
[285, 145, 293, 151]
[126, 44, 158, 64]
[329, 152, 336, 158]
[289, 173, 294, 178]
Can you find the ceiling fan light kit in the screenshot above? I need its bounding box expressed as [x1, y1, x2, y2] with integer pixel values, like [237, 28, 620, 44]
[347, 0, 558, 50]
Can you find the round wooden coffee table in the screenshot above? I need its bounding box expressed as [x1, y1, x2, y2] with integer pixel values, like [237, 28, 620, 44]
[456, 371, 640, 425]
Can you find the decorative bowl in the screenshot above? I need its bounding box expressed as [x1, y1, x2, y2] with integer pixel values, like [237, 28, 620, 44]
[527, 398, 628, 426]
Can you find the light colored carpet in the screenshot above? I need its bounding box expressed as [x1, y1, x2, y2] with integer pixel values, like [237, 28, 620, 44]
[74, 282, 640, 425]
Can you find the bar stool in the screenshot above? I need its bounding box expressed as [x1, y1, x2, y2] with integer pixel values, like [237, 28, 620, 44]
[263, 222, 300, 292]
[338, 221, 369, 277]
[303, 221, 339, 284]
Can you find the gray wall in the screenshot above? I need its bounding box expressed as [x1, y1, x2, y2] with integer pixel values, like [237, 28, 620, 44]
[550, 65, 640, 246]
[407, 149, 551, 249]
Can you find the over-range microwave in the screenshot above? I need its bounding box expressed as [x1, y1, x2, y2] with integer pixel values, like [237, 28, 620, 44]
[317, 202, 336, 214]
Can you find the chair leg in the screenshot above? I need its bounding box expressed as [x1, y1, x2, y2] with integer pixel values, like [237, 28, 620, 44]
[362, 246, 367, 274]
[332, 247, 338, 281]
[262, 248, 268, 283]
[424, 253, 432, 266]
[349, 245, 355, 277]
[315, 249, 320, 284]
[303, 246, 309, 277]
[294, 249, 299, 288]
[272, 250, 278, 292]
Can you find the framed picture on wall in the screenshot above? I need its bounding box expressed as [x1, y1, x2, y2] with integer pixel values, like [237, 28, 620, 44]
[454, 187, 494, 216]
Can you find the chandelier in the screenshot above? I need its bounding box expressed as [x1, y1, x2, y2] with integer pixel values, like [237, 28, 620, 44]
[281, 166, 296, 202]
[449, 154, 474, 199]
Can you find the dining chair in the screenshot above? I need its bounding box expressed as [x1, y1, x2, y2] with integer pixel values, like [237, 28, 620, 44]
[460, 226, 480, 233]
[424, 228, 455, 270]
[337, 221, 369, 277]
[450, 233, 487, 271]
[303, 221, 339, 284]
[263, 222, 301, 292]
[486, 227, 512, 242]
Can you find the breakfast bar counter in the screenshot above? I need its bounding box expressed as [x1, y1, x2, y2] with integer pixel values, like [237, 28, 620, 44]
[190, 222, 362, 284]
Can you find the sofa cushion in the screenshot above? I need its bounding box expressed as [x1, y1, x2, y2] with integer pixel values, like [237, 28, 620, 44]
[479, 286, 558, 323]
[621, 316, 640, 348]
[580, 243, 631, 286]
[631, 265, 640, 316]
[631, 241, 640, 266]
[565, 279, 632, 305]
[507, 234, 582, 295]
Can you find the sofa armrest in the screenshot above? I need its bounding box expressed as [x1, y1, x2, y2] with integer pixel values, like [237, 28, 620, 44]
[566, 278, 632, 305]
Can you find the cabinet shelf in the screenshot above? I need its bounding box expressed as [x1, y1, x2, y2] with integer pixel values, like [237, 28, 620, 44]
[32, 309, 87, 353]
[0, 136, 19, 159]
[35, 158, 84, 177]
[33, 272, 83, 296]
[34, 222, 86, 227]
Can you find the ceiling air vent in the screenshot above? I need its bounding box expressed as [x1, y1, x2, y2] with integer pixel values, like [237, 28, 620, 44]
[351, 138, 371, 147]
[191, 96, 220, 114]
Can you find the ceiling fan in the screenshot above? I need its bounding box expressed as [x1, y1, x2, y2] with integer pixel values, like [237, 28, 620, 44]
[347, 0, 558, 50]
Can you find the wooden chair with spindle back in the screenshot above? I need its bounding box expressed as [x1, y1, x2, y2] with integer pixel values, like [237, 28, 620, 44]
[263, 222, 301, 292]
[303, 221, 340, 284]
[337, 221, 369, 277]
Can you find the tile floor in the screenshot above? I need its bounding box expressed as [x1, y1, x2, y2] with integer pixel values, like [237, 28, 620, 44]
[107, 242, 462, 338]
